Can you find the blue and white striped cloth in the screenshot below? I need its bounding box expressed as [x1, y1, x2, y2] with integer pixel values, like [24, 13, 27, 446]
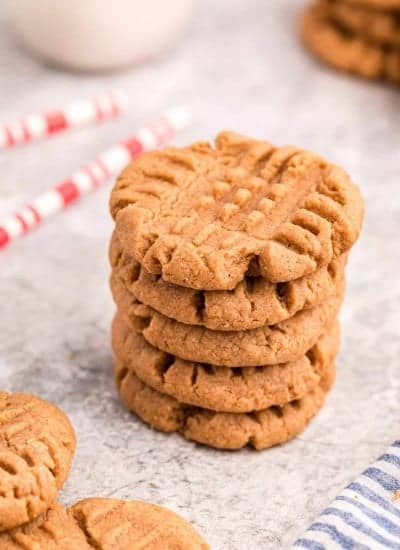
[293, 441, 400, 549]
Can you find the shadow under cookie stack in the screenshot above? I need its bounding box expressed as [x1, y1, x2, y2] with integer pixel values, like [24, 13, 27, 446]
[109, 132, 364, 451]
[301, 0, 400, 84]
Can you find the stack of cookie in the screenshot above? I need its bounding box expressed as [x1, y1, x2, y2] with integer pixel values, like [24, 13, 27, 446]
[301, 0, 400, 84]
[109, 131, 364, 450]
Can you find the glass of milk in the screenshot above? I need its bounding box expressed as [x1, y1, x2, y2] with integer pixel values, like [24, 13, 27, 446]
[12, 0, 195, 71]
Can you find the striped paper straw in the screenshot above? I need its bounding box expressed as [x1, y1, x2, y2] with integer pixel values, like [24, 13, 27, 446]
[293, 440, 400, 549]
[0, 91, 128, 149]
[0, 106, 191, 250]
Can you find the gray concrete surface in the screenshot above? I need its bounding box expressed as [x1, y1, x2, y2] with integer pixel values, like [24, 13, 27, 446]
[0, 1, 399, 548]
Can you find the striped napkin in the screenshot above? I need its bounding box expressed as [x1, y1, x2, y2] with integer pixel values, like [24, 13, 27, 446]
[293, 441, 400, 549]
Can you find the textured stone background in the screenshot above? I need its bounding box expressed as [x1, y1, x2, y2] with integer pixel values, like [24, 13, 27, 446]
[0, 1, 399, 548]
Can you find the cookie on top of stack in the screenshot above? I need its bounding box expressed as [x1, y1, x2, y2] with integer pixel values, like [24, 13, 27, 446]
[301, 0, 400, 83]
[109, 131, 364, 451]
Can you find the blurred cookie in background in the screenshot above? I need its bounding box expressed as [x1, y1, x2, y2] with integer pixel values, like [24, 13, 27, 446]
[301, 0, 400, 83]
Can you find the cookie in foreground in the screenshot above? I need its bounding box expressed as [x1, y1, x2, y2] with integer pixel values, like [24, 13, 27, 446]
[0, 499, 208, 549]
[0, 392, 76, 532]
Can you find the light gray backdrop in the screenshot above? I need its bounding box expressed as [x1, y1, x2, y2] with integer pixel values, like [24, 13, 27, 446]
[0, 1, 399, 548]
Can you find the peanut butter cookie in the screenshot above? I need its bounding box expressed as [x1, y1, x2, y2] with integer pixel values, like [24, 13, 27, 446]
[114, 363, 332, 450]
[112, 314, 339, 413]
[341, 0, 400, 9]
[110, 132, 363, 290]
[0, 392, 76, 532]
[323, 0, 400, 46]
[302, 2, 400, 83]
[0, 504, 89, 549]
[0, 499, 208, 549]
[110, 231, 346, 331]
[69, 498, 208, 550]
[112, 279, 344, 367]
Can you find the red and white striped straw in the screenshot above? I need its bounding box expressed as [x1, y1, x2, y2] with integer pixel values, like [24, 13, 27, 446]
[0, 91, 128, 149]
[0, 106, 191, 250]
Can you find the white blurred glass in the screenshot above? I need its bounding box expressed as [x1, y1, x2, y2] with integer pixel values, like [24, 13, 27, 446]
[12, 0, 194, 71]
